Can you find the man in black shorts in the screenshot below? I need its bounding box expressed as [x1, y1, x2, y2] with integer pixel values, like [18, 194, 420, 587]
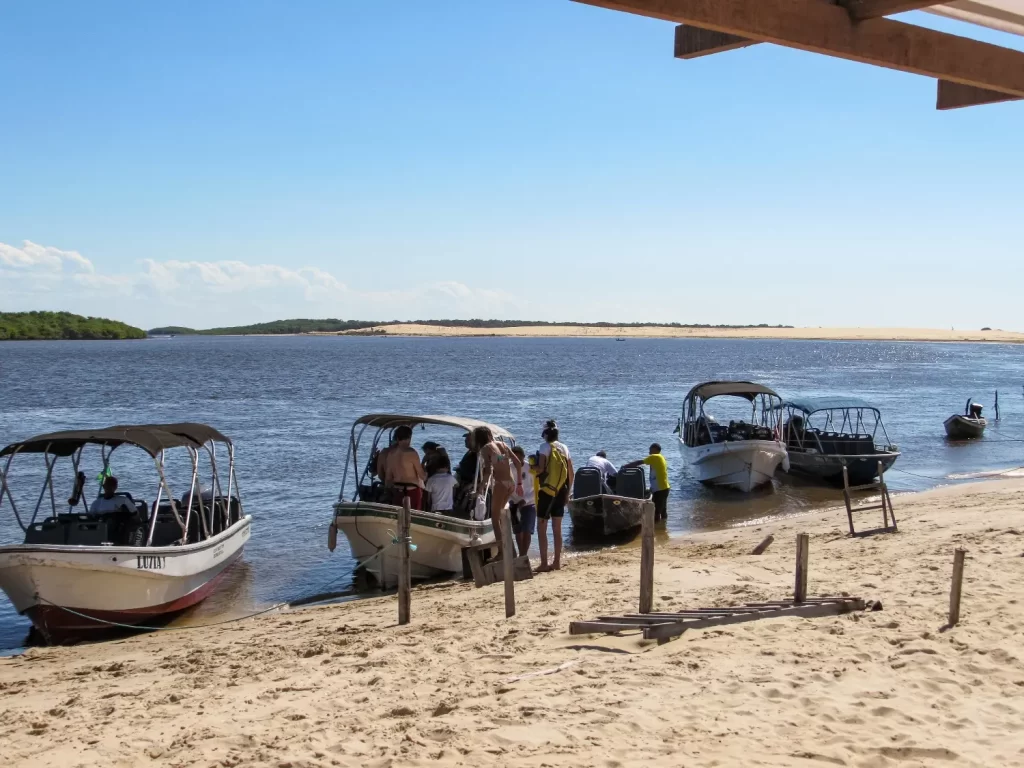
[536, 422, 573, 572]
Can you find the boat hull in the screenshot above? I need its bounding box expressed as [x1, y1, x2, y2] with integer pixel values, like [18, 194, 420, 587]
[0, 517, 251, 643]
[333, 502, 496, 584]
[683, 439, 788, 492]
[786, 451, 900, 486]
[944, 415, 987, 440]
[568, 495, 649, 537]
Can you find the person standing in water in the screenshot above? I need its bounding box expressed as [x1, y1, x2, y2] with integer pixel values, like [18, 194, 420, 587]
[623, 443, 671, 522]
[536, 421, 573, 571]
[473, 426, 522, 559]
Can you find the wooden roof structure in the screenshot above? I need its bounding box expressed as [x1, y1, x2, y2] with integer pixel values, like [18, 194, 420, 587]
[573, 0, 1024, 109]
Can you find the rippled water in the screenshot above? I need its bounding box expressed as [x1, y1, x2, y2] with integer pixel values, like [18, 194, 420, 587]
[1, 335, 1021, 649]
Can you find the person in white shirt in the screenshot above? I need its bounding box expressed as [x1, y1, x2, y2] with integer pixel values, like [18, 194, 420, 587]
[424, 469, 457, 513]
[586, 450, 618, 493]
[509, 446, 537, 557]
[90, 476, 136, 514]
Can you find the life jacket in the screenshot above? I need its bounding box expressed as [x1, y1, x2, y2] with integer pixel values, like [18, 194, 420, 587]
[540, 443, 569, 497]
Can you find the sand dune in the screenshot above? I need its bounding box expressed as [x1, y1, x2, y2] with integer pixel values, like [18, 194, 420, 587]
[341, 324, 1024, 343]
[3, 479, 1024, 766]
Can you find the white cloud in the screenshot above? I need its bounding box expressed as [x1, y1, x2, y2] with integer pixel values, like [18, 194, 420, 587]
[0, 241, 529, 328]
[0, 240, 93, 273]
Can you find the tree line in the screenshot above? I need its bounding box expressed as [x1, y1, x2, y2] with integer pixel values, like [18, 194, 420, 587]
[0, 312, 147, 341]
[148, 319, 794, 335]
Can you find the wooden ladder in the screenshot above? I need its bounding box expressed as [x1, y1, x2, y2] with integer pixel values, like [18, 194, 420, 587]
[842, 460, 897, 537]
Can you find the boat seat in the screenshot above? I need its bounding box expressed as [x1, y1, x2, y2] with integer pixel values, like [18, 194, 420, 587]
[616, 467, 648, 500]
[24, 519, 68, 545]
[150, 512, 187, 547]
[573, 467, 604, 499]
[66, 520, 111, 546]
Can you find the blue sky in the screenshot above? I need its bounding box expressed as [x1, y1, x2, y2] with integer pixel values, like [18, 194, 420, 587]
[1, 1, 1022, 330]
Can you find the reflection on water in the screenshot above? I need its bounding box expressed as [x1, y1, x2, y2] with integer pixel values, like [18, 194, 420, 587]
[2, 335, 1022, 649]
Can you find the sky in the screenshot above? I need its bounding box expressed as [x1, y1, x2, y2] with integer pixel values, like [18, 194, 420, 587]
[1, 1, 1022, 331]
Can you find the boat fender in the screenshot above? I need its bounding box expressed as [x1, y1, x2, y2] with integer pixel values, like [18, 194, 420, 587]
[782, 454, 791, 473]
[327, 522, 338, 552]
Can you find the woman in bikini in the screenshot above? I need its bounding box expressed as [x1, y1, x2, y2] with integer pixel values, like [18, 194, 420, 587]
[473, 425, 523, 559]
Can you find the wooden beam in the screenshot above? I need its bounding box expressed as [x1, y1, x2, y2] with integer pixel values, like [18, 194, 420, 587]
[839, 0, 941, 21]
[577, 0, 1024, 98]
[674, 24, 756, 59]
[675, 2, 943, 60]
[937, 79, 1024, 109]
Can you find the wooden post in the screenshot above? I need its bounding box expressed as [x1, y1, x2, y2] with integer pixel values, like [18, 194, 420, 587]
[500, 506, 516, 618]
[751, 534, 774, 555]
[842, 465, 855, 536]
[948, 548, 966, 627]
[794, 533, 809, 604]
[878, 460, 887, 528]
[639, 500, 655, 614]
[397, 497, 411, 625]
[995, 390, 999, 420]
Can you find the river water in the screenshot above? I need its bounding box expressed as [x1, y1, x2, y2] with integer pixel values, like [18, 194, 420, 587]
[1, 335, 1021, 649]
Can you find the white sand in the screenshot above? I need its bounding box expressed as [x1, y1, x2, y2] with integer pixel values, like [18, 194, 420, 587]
[3, 479, 1024, 766]
[342, 324, 1024, 343]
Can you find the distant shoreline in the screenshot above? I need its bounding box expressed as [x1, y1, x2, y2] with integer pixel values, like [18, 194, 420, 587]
[328, 324, 1024, 344]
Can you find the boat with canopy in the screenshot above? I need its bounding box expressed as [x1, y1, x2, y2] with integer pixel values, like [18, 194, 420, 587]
[0, 423, 250, 643]
[775, 397, 900, 485]
[679, 382, 789, 492]
[330, 414, 513, 584]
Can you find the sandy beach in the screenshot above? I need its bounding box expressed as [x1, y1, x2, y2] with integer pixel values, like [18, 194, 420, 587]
[3, 478, 1024, 767]
[340, 324, 1024, 343]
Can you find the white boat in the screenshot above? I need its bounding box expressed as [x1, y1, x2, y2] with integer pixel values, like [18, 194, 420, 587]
[679, 382, 789, 492]
[0, 423, 251, 643]
[330, 414, 510, 585]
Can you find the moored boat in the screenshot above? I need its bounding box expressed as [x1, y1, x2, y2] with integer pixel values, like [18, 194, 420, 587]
[330, 414, 507, 584]
[0, 424, 251, 643]
[679, 381, 789, 492]
[568, 466, 651, 537]
[777, 397, 900, 486]
[944, 399, 987, 440]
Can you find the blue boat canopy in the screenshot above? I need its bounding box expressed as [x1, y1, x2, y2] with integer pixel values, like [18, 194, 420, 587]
[780, 396, 881, 415]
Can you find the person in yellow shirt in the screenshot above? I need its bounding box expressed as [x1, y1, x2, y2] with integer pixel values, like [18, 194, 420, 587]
[623, 443, 671, 522]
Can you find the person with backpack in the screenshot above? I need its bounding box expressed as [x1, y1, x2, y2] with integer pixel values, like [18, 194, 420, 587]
[535, 420, 573, 572]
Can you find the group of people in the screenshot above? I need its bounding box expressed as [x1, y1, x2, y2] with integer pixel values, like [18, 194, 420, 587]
[372, 420, 672, 573]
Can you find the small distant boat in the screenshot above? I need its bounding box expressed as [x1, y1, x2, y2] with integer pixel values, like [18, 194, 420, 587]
[679, 381, 789, 492]
[330, 414, 506, 583]
[0, 423, 250, 643]
[568, 466, 650, 537]
[944, 399, 987, 440]
[776, 397, 900, 486]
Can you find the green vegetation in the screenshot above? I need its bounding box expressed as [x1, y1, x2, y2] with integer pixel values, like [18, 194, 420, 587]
[148, 319, 377, 335]
[148, 318, 793, 335]
[0, 312, 147, 341]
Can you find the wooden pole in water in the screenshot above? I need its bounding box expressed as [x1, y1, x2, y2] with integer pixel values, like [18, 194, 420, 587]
[794, 533, 809, 604]
[995, 390, 999, 420]
[948, 548, 966, 627]
[639, 500, 655, 614]
[500, 506, 516, 618]
[397, 496, 412, 625]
